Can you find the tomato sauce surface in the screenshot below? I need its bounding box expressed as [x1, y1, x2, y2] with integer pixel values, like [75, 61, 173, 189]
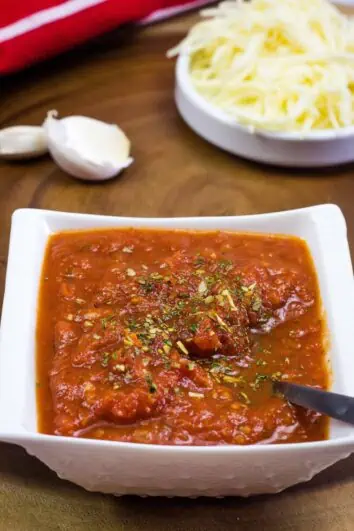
[36, 229, 329, 445]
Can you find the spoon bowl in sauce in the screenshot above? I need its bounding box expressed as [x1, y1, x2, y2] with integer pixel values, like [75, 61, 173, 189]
[273, 381, 354, 426]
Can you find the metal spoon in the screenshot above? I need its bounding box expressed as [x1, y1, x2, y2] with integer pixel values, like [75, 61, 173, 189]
[273, 380, 354, 426]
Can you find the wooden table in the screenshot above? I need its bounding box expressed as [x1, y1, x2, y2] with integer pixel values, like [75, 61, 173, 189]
[1, 12, 354, 531]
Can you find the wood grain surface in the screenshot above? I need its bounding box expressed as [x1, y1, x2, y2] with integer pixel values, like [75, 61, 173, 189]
[1, 11, 354, 531]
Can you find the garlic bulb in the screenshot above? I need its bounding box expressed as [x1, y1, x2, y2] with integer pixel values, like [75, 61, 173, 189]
[43, 110, 133, 181]
[0, 126, 48, 160]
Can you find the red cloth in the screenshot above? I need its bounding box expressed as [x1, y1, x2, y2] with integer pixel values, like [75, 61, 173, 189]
[0, 0, 207, 74]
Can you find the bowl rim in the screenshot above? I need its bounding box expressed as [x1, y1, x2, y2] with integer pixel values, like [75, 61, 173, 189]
[1, 205, 354, 455]
[176, 54, 354, 142]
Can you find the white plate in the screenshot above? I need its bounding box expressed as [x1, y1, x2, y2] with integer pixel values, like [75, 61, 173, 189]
[0, 206, 353, 497]
[175, 54, 354, 167]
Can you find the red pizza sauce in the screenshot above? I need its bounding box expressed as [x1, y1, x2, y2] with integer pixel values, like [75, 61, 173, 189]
[36, 229, 329, 445]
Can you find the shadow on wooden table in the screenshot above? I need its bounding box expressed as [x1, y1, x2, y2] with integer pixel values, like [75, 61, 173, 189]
[1, 23, 137, 127]
[0, 442, 353, 531]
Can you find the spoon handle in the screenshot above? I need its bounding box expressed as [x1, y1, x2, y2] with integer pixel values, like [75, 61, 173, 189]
[273, 381, 354, 426]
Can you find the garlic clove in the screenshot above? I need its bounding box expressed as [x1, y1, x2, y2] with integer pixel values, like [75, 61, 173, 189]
[43, 110, 133, 181]
[0, 126, 48, 160]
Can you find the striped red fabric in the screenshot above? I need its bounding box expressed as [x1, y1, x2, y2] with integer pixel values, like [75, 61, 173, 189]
[0, 0, 209, 74]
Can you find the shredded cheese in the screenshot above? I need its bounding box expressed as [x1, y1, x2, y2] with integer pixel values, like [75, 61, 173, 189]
[168, 0, 354, 133]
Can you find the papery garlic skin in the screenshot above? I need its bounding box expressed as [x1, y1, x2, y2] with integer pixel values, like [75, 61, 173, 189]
[0, 126, 48, 160]
[43, 110, 133, 181]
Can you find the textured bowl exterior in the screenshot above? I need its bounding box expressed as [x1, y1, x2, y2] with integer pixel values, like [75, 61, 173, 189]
[175, 55, 354, 167]
[19, 437, 352, 497]
[0, 206, 354, 497]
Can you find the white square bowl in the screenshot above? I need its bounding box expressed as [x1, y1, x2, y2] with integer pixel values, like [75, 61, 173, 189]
[0, 205, 353, 497]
